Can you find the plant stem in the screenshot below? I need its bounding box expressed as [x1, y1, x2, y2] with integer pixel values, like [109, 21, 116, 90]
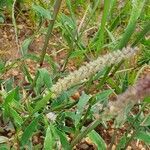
[70, 118, 101, 148]
[12, 0, 20, 52]
[39, 0, 62, 66]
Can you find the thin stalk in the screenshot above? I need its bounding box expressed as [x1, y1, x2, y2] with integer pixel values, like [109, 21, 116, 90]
[12, 0, 20, 52]
[70, 119, 101, 148]
[39, 0, 62, 66]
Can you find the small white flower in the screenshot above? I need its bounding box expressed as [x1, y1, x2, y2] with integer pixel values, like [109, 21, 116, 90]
[46, 112, 57, 122]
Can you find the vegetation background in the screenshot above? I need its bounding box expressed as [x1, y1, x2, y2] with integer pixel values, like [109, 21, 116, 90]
[0, 0, 150, 149]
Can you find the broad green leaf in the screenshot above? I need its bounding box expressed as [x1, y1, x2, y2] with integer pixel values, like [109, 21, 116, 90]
[51, 92, 71, 111]
[88, 130, 106, 150]
[32, 4, 52, 20]
[9, 107, 23, 126]
[38, 68, 53, 89]
[32, 92, 52, 114]
[20, 115, 41, 146]
[4, 88, 16, 105]
[75, 93, 91, 126]
[35, 68, 52, 94]
[44, 125, 54, 150]
[54, 127, 70, 149]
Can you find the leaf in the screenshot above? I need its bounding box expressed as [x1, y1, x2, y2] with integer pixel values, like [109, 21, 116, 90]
[70, 50, 85, 59]
[20, 115, 41, 146]
[4, 78, 14, 92]
[4, 88, 17, 105]
[32, 4, 52, 20]
[88, 130, 106, 150]
[38, 68, 53, 89]
[21, 38, 33, 57]
[135, 131, 150, 144]
[75, 93, 91, 126]
[43, 125, 54, 150]
[3, 88, 20, 118]
[9, 107, 23, 126]
[94, 90, 113, 104]
[117, 0, 146, 49]
[32, 92, 52, 114]
[51, 92, 69, 110]
[54, 127, 70, 149]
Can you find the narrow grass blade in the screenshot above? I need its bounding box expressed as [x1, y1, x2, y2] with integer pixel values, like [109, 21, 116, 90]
[20, 115, 41, 146]
[116, 0, 146, 49]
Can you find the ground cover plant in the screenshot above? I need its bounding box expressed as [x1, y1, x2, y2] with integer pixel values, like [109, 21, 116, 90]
[0, 0, 150, 149]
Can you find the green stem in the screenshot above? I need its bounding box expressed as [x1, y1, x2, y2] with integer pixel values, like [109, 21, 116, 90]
[12, 0, 20, 52]
[39, 0, 62, 66]
[70, 119, 101, 148]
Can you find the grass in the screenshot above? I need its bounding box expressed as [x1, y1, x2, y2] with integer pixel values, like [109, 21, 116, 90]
[0, 0, 150, 149]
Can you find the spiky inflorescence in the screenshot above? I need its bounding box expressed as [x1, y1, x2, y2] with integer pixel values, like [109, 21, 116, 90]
[107, 65, 150, 116]
[51, 46, 138, 97]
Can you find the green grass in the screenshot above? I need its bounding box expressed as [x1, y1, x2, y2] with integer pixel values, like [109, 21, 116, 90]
[0, 0, 150, 149]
